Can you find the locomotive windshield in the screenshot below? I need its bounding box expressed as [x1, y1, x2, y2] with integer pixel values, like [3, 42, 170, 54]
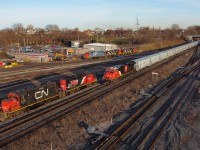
[106, 68, 115, 72]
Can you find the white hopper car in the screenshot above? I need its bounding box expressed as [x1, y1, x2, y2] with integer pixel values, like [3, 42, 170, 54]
[133, 41, 199, 71]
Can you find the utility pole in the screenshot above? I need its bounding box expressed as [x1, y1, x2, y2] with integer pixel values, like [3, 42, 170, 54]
[77, 33, 80, 56]
[23, 38, 25, 46]
[78, 33, 79, 43]
[26, 38, 28, 46]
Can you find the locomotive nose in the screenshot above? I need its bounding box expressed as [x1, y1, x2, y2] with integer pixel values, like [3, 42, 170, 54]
[103, 72, 111, 79]
[83, 53, 89, 59]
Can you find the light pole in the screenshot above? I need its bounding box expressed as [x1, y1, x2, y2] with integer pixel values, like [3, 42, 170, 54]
[160, 30, 163, 49]
[161, 38, 162, 48]
[23, 38, 25, 46]
[105, 43, 106, 59]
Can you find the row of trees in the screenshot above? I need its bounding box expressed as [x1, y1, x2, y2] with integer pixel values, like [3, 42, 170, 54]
[0, 23, 200, 48]
[0, 23, 89, 47]
[99, 24, 200, 46]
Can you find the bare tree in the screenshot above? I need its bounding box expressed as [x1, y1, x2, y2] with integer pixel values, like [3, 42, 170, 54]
[45, 24, 60, 31]
[186, 25, 200, 35]
[62, 27, 69, 32]
[12, 23, 24, 34]
[171, 24, 180, 30]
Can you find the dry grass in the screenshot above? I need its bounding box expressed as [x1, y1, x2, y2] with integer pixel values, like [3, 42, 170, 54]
[138, 40, 184, 52]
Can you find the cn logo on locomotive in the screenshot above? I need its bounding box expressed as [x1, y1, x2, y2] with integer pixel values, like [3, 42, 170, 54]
[35, 89, 49, 100]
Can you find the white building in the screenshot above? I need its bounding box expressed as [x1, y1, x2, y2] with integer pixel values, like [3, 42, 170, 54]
[83, 43, 118, 51]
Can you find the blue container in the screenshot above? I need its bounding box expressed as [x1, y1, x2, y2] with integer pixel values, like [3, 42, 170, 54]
[90, 51, 105, 58]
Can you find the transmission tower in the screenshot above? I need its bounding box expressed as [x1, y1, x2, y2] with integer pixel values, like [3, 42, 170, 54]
[136, 16, 140, 30]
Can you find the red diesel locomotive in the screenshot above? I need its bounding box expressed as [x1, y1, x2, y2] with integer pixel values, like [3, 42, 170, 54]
[60, 73, 97, 94]
[0, 73, 97, 113]
[1, 82, 59, 113]
[103, 61, 135, 81]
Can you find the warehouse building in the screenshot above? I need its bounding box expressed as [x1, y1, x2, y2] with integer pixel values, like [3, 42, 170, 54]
[15, 53, 50, 62]
[83, 43, 118, 51]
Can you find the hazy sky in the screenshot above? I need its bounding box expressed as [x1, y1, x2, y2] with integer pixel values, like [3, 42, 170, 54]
[0, 0, 199, 30]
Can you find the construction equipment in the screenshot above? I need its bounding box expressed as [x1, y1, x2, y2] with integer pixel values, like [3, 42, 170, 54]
[53, 53, 68, 61]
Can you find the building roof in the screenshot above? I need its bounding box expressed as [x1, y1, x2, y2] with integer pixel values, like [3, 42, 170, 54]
[84, 43, 117, 47]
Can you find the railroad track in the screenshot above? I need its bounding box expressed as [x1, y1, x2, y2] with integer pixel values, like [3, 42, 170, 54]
[0, 55, 132, 77]
[137, 69, 200, 150]
[0, 47, 190, 84]
[95, 46, 200, 150]
[0, 47, 197, 148]
[0, 63, 107, 90]
[0, 83, 103, 147]
[0, 61, 100, 84]
[0, 56, 131, 87]
[0, 65, 153, 148]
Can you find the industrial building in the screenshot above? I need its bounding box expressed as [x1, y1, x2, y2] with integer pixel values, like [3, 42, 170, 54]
[83, 43, 118, 51]
[15, 53, 50, 62]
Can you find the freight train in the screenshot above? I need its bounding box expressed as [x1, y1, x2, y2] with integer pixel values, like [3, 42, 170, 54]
[103, 41, 199, 81]
[0, 73, 97, 114]
[83, 48, 137, 59]
[0, 41, 198, 117]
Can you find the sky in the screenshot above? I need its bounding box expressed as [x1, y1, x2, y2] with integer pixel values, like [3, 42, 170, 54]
[0, 0, 200, 30]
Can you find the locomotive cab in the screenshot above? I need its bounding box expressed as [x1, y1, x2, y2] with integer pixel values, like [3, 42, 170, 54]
[103, 67, 122, 81]
[1, 93, 20, 112]
[1, 82, 58, 113]
[103, 65, 129, 81]
[80, 73, 97, 85]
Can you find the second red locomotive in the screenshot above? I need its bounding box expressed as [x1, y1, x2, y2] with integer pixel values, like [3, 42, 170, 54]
[103, 61, 135, 81]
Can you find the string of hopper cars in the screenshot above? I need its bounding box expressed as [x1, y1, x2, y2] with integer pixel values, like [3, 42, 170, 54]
[0, 41, 198, 119]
